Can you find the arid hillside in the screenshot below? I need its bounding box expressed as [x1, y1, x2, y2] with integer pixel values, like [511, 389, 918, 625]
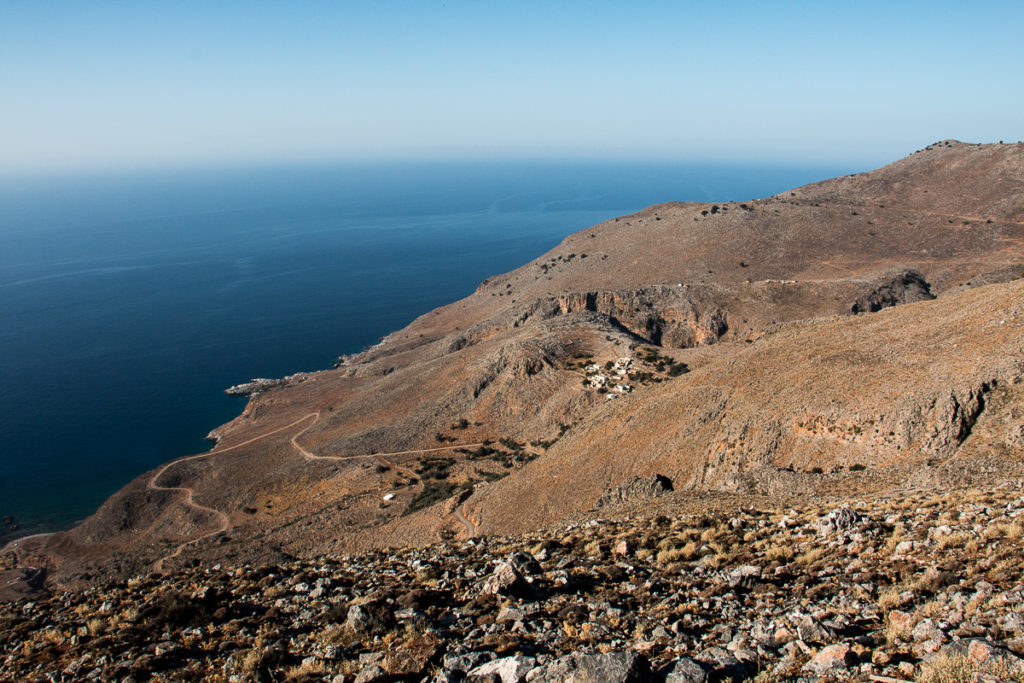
[4, 140, 1023, 591]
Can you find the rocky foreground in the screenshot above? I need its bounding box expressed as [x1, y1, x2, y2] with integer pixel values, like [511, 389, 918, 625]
[5, 482, 1024, 682]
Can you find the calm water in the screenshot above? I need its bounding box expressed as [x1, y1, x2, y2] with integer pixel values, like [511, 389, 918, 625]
[0, 160, 852, 541]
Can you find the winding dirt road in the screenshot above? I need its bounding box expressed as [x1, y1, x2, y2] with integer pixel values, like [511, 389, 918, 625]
[150, 411, 487, 571]
[454, 501, 477, 538]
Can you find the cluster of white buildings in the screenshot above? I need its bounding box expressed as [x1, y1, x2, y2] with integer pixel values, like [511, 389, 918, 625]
[585, 357, 634, 400]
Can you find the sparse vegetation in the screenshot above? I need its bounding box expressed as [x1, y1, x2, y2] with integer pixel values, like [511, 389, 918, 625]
[404, 481, 457, 515]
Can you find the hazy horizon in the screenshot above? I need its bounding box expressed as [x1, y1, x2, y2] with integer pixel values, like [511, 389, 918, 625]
[2, 1, 1022, 175]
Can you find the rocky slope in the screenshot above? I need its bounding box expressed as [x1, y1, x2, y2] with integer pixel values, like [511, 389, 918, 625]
[5, 481, 1024, 682]
[3, 140, 1023, 596]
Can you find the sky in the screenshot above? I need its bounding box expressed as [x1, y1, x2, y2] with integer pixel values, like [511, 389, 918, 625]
[1, 1, 1022, 174]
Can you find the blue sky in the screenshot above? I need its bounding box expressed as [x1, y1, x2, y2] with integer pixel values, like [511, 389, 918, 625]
[2, 1, 1022, 173]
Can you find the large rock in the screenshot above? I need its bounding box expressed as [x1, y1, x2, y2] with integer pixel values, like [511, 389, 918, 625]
[574, 652, 652, 683]
[467, 655, 537, 683]
[526, 652, 652, 683]
[344, 601, 395, 635]
[480, 562, 527, 597]
[662, 657, 708, 683]
[802, 643, 855, 676]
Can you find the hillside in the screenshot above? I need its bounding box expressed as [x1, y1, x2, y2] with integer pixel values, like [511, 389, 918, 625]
[3, 140, 1023, 597]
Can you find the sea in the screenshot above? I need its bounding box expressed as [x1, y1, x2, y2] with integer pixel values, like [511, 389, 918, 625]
[0, 160, 855, 542]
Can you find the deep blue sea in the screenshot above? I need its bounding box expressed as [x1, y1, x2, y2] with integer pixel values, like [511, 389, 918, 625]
[0, 160, 853, 541]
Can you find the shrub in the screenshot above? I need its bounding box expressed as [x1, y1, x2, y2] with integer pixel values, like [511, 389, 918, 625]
[404, 482, 457, 515]
[667, 362, 689, 377]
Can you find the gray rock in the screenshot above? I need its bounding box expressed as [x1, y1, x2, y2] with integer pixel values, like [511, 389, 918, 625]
[796, 616, 836, 645]
[728, 565, 762, 589]
[507, 551, 541, 575]
[802, 643, 855, 675]
[468, 655, 537, 683]
[574, 651, 652, 683]
[481, 562, 526, 597]
[444, 651, 497, 673]
[354, 664, 390, 683]
[662, 657, 708, 683]
[345, 601, 394, 635]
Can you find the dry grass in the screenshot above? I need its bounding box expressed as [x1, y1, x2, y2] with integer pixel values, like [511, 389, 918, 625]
[936, 531, 972, 550]
[878, 587, 904, 611]
[795, 547, 826, 566]
[916, 652, 975, 683]
[884, 523, 908, 553]
[885, 615, 914, 645]
[655, 541, 701, 565]
[917, 651, 1024, 683]
[764, 545, 795, 563]
[285, 660, 326, 682]
[86, 617, 107, 636]
[983, 520, 1024, 541]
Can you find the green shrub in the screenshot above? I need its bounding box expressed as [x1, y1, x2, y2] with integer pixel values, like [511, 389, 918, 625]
[404, 482, 457, 515]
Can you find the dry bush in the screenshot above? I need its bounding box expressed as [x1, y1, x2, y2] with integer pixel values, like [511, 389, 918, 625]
[795, 547, 826, 566]
[765, 545, 795, 563]
[885, 614, 914, 645]
[984, 520, 1024, 541]
[86, 618, 107, 636]
[916, 652, 975, 683]
[884, 523, 908, 553]
[656, 541, 700, 565]
[238, 649, 263, 674]
[936, 531, 971, 551]
[878, 587, 904, 611]
[917, 651, 1024, 683]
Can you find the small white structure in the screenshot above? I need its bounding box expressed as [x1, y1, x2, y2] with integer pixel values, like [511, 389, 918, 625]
[382, 493, 396, 502]
[588, 374, 608, 388]
[606, 392, 620, 400]
[614, 384, 632, 394]
[584, 363, 601, 373]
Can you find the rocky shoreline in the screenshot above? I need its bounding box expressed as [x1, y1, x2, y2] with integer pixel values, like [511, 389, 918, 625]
[4, 482, 1024, 682]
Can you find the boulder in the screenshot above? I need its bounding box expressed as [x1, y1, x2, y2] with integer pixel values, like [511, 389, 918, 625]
[802, 643, 856, 676]
[467, 655, 537, 683]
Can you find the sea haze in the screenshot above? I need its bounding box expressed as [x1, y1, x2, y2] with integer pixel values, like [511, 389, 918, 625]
[0, 160, 853, 540]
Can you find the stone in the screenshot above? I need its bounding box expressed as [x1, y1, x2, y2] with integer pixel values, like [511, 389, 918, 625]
[911, 618, 945, 643]
[354, 664, 389, 683]
[496, 606, 526, 623]
[468, 655, 537, 683]
[796, 616, 836, 645]
[507, 551, 541, 576]
[663, 657, 709, 683]
[888, 609, 916, 637]
[802, 643, 855, 675]
[728, 565, 762, 589]
[345, 601, 394, 635]
[967, 640, 1024, 677]
[444, 651, 497, 673]
[481, 563, 526, 597]
[573, 651, 652, 683]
